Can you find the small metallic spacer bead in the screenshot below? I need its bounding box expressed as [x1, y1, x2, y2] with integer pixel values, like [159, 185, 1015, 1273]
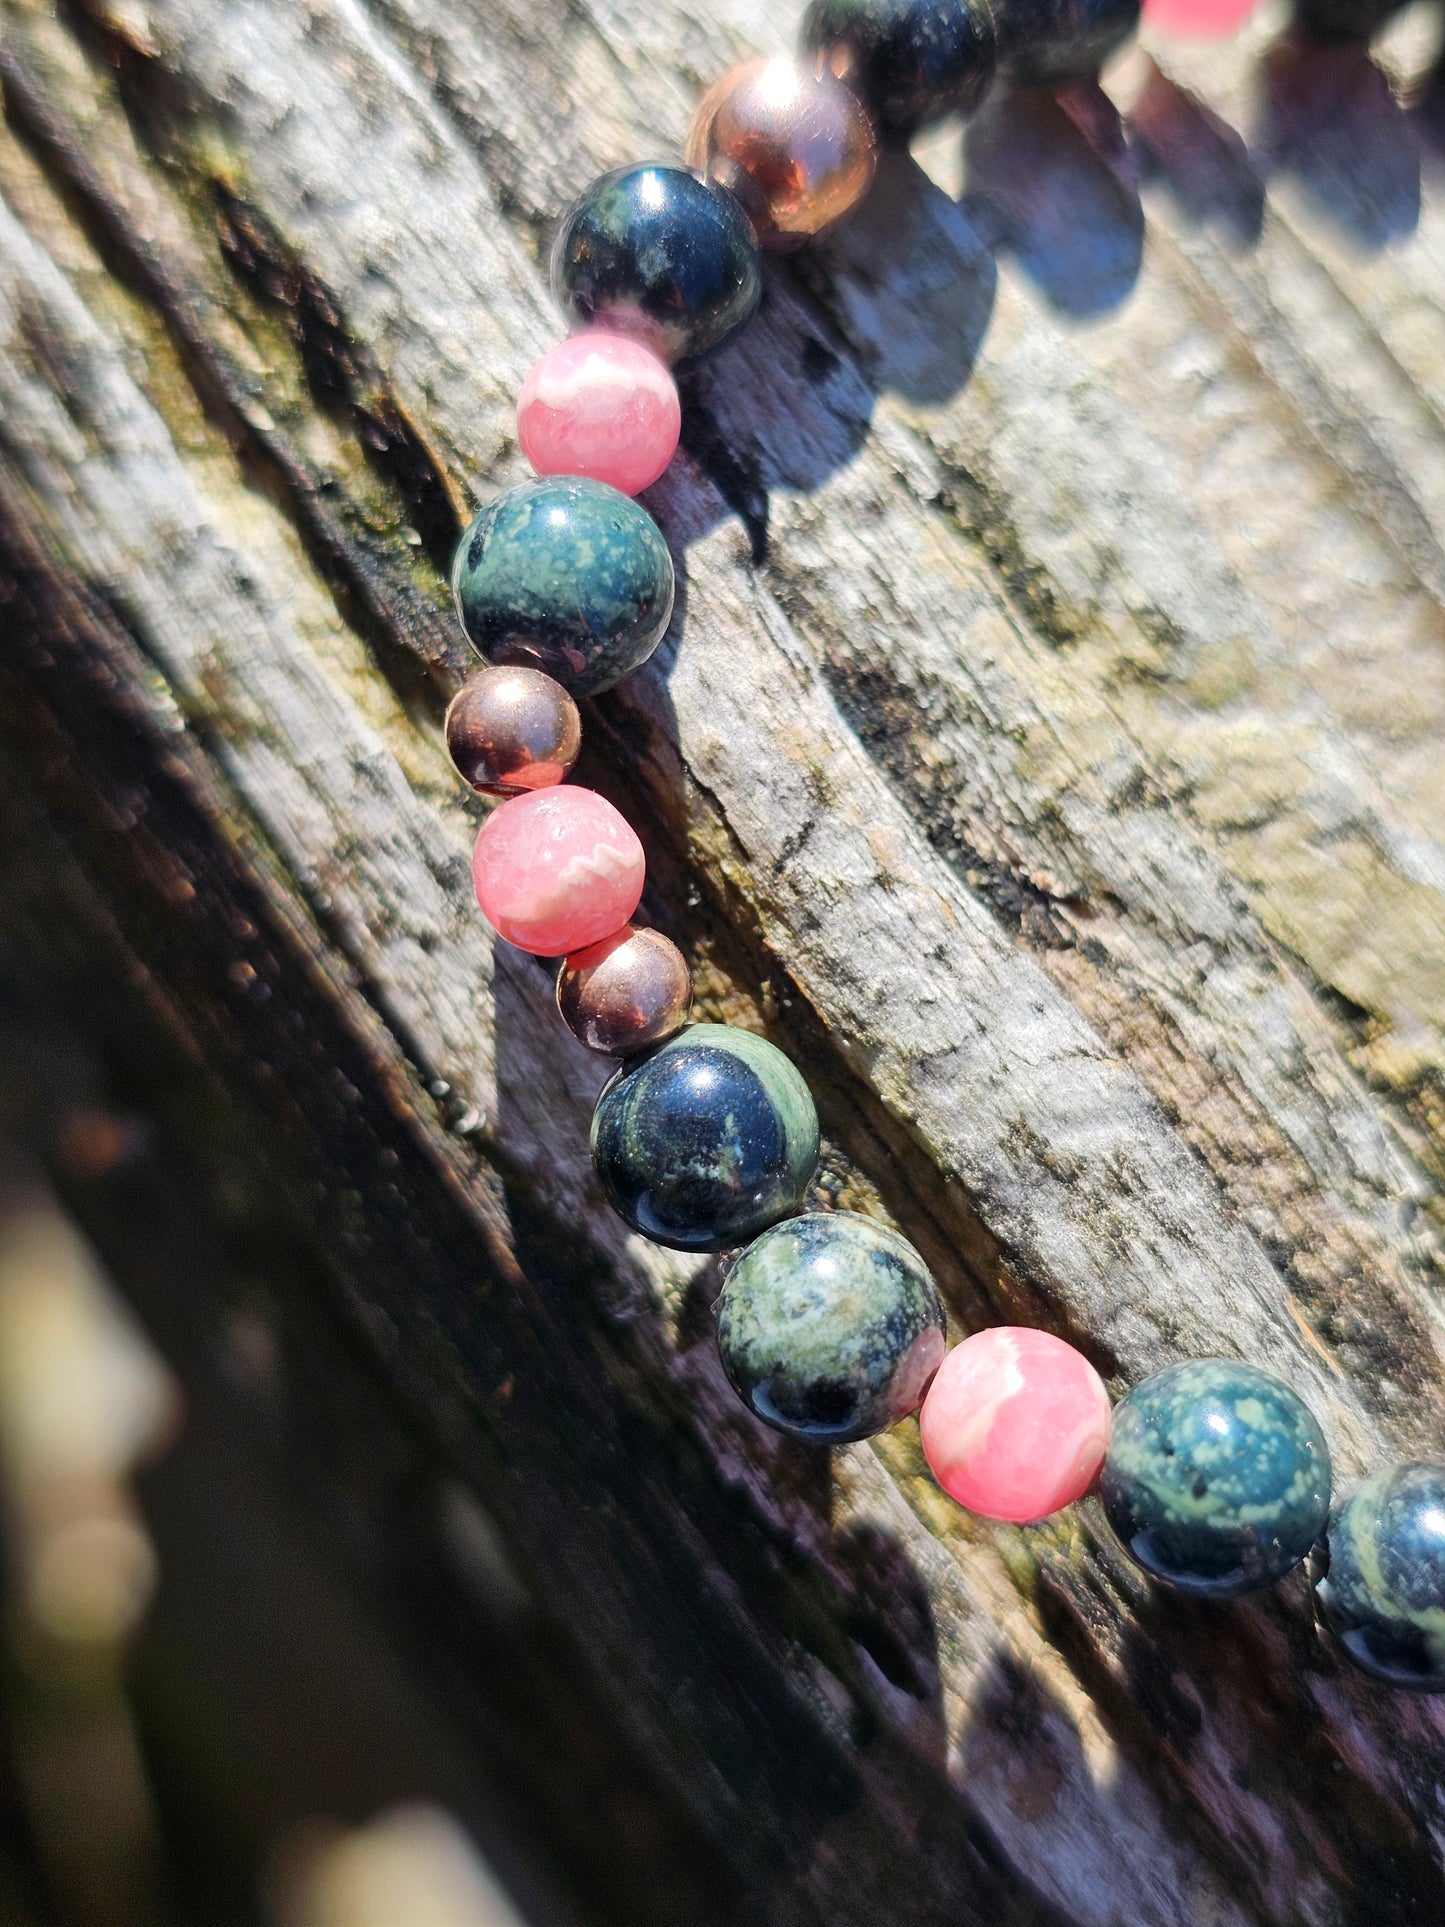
[685, 56, 878, 252]
[445, 665, 582, 797]
[556, 925, 693, 1055]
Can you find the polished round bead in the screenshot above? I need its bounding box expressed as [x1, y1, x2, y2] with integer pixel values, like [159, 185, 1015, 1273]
[715, 1212, 945, 1443]
[799, 0, 997, 136]
[472, 787, 644, 956]
[1313, 1463, 1445, 1691]
[1142, 0, 1255, 33]
[991, 0, 1141, 83]
[685, 57, 878, 252]
[920, 1327, 1111, 1524]
[550, 164, 763, 363]
[1291, 0, 1401, 34]
[1100, 1360, 1331, 1597]
[517, 334, 681, 496]
[445, 666, 581, 797]
[556, 925, 693, 1056]
[452, 477, 674, 699]
[590, 1023, 818, 1252]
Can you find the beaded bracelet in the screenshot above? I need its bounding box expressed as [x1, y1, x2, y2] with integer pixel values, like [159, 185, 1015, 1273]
[445, 0, 1445, 1694]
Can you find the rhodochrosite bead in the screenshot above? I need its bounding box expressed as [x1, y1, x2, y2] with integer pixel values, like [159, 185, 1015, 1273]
[445, 665, 581, 796]
[452, 476, 674, 698]
[472, 788, 644, 956]
[551, 164, 763, 363]
[591, 1023, 819, 1251]
[715, 1212, 945, 1443]
[1101, 1359, 1331, 1596]
[1313, 1463, 1445, 1690]
[1142, 0, 1254, 33]
[556, 925, 692, 1055]
[685, 57, 878, 250]
[517, 335, 681, 496]
[921, 1328, 1110, 1522]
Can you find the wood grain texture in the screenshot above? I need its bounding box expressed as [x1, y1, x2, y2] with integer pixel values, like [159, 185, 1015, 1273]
[3, 0, 1445, 1917]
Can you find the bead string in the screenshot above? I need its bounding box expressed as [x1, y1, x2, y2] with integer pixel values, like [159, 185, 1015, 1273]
[446, 0, 1445, 1691]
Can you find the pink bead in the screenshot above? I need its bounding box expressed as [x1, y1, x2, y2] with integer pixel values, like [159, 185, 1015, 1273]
[919, 1327, 1111, 1525]
[517, 334, 682, 496]
[1142, 0, 1256, 35]
[472, 787, 645, 956]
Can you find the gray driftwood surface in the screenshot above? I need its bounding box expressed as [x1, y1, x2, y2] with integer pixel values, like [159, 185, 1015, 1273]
[3, 0, 1445, 1917]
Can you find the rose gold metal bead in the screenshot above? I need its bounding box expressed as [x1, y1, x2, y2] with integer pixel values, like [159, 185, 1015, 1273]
[556, 925, 693, 1056]
[684, 56, 878, 252]
[445, 665, 582, 797]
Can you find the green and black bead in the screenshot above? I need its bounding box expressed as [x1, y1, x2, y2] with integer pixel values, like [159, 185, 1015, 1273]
[715, 1211, 946, 1443]
[591, 1024, 819, 1253]
[453, 476, 674, 698]
[551, 164, 762, 363]
[798, 0, 997, 135]
[1100, 1359, 1331, 1597]
[991, 0, 1139, 84]
[1313, 1462, 1445, 1690]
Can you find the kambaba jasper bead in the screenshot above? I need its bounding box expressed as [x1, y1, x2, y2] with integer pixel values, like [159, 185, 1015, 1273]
[590, 1023, 819, 1252]
[445, 665, 581, 797]
[517, 334, 681, 496]
[557, 925, 692, 1056]
[453, 476, 674, 698]
[1292, 0, 1402, 35]
[920, 1327, 1111, 1523]
[1313, 1463, 1445, 1691]
[1101, 1359, 1331, 1597]
[799, 0, 997, 136]
[991, 0, 1141, 83]
[716, 1212, 946, 1443]
[472, 787, 645, 957]
[685, 57, 878, 251]
[551, 164, 763, 363]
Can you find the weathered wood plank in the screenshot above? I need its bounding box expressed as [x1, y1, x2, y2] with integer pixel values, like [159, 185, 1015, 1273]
[4, 0, 1445, 1916]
